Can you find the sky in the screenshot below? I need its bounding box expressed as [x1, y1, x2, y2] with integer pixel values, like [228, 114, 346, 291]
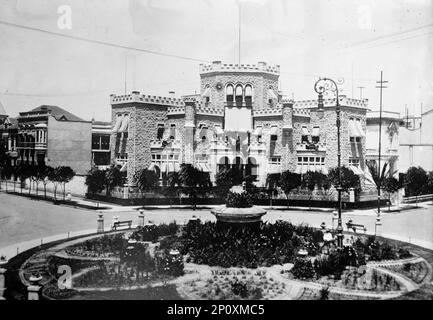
[0, 0, 432, 122]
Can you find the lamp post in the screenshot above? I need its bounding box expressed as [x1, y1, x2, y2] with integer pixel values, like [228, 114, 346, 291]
[314, 77, 344, 248]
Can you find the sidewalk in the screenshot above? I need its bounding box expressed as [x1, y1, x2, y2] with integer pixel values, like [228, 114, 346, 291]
[2, 187, 432, 216]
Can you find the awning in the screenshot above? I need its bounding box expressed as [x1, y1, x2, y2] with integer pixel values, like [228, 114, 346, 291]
[349, 119, 363, 137]
[120, 162, 127, 172]
[267, 89, 278, 100]
[214, 126, 224, 136]
[355, 120, 365, 137]
[268, 164, 280, 174]
[301, 126, 309, 135]
[312, 127, 320, 136]
[270, 126, 279, 136]
[112, 115, 123, 133]
[348, 165, 363, 175]
[253, 127, 262, 136]
[161, 162, 167, 173]
[119, 114, 129, 132]
[320, 166, 329, 175]
[167, 162, 175, 172]
[201, 87, 211, 98]
[174, 163, 180, 172]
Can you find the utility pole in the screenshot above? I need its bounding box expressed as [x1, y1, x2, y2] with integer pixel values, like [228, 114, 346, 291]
[375, 71, 388, 236]
[124, 55, 128, 95]
[357, 86, 365, 99]
[238, 2, 241, 64]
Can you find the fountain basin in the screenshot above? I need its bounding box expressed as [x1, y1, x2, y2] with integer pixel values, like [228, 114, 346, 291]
[211, 205, 267, 224]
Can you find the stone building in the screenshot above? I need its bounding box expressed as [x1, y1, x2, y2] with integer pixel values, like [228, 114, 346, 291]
[110, 61, 370, 188]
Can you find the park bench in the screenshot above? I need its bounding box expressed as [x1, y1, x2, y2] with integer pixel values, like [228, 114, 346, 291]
[346, 220, 367, 233]
[111, 220, 133, 230]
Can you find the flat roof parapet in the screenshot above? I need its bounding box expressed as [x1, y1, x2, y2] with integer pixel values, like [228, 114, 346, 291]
[199, 61, 280, 75]
[111, 92, 185, 107]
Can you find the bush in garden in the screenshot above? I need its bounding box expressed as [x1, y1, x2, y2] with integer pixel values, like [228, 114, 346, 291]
[130, 222, 179, 243]
[157, 251, 184, 277]
[319, 286, 330, 300]
[291, 258, 315, 280]
[231, 279, 249, 298]
[314, 246, 365, 279]
[181, 220, 322, 268]
[352, 236, 409, 261]
[225, 191, 254, 208]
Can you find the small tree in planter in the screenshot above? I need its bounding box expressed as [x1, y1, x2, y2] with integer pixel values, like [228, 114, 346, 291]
[225, 191, 254, 208]
[279, 170, 302, 207]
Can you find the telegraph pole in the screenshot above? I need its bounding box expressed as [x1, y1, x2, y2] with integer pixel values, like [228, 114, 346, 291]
[375, 71, 388, 236]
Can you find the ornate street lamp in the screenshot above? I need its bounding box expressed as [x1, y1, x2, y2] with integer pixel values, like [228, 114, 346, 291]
[314, 77, 344, 248]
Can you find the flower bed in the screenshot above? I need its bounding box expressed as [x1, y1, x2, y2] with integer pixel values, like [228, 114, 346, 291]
[383, 261, 429, 284]
[64, 234, 128, 258]
[180, 220, 323, 268]
[178, 268, 289, 300]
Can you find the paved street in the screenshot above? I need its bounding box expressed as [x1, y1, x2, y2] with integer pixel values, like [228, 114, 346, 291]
[1, 192, 432, 251]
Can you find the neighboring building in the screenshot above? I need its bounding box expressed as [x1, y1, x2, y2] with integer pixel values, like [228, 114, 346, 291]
[0, 102, 19, 167]
[399, 108, 433, 172]
[366, 110, 400, 177]
[16, 105, 92, 175]
[110, 61, 371, 190]
[91, 120, 111, 169]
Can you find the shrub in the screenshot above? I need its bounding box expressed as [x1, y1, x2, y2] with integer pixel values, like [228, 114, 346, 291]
[225, 191, 254, 208]
[181, 220, 322, 268]
[157, 251, 184, 277]
[231, 279, 249, 298]
[291, 258, 315, 280]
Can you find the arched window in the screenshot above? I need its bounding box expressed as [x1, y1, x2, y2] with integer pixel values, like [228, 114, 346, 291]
[235, 85, 243, 104]
[226, 85, 234, 102]
[245, 85, 252, 105]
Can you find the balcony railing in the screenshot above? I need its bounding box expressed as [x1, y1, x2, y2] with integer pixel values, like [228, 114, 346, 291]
[35, 142, 47, 150]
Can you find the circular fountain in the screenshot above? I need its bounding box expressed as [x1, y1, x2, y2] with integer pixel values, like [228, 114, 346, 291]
[210, 186, 267, 226]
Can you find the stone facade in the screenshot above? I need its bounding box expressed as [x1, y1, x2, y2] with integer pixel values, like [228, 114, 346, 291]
[110, 61, 369, 188]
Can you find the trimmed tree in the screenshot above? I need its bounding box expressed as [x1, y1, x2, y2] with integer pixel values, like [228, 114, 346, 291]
[105, 164, 126, 197]
[382, 176, 400, 211]
[265, 173, 281, 207]
[404, 166, 428, 206]
[57, 166, 75, 200]
[279, 170, 302, 207]
[41, 166, 54, 198]
[85, 167, 106, 196]
[214, 166, 235, 199]
[164, 171, 181, 206]
[178, 164, 212, 210]
[328, 166, 361, 194]
[134, 168, 160, 208]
